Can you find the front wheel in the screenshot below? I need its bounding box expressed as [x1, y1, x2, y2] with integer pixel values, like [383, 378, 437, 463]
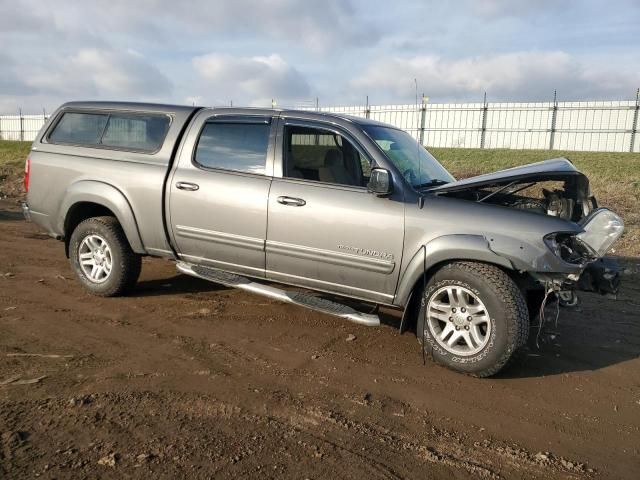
[416, 261, 529, 377]
[69, 216, 141, 297]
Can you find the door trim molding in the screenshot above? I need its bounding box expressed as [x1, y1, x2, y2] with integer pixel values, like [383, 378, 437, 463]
[266, 240, 395, 274]
[175, 225, 264, 251]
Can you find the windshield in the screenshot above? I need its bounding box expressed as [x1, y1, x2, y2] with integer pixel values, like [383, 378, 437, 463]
[362, 125, 455, 188]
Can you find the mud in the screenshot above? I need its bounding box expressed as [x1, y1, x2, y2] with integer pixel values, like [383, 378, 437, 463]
[1, 201, 639, 479]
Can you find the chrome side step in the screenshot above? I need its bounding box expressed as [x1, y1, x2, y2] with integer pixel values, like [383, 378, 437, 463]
[176, 261, 380, 327]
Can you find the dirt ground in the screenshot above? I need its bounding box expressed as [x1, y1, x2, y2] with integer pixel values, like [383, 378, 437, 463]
[1, 200, 639, 480]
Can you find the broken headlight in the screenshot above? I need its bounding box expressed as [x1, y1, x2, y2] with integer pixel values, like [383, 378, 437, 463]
[577, 208, 624, 257]
[544, 232, 597, 265]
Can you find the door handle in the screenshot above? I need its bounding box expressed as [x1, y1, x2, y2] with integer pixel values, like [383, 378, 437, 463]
[277, 196, 306, 207]
[176, 181, 199, 191]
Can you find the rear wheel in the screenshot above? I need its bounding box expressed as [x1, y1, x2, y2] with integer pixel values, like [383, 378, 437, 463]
[416, 261, 529, 377]
[69, 216, 141, 297]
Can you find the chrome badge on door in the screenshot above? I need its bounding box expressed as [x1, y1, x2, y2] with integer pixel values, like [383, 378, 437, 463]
[338, 244, 394, 261]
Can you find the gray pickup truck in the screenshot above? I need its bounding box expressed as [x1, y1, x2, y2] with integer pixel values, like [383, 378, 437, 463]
[23, 101, 624, 377]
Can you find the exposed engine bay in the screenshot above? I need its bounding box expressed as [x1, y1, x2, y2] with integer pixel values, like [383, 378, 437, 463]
[427, 160, 595, 223]
[425, 158, 625, 301]
[442, 182, 591, 222]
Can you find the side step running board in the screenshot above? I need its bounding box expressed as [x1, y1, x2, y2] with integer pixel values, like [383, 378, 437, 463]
[176, 261, 380, 327]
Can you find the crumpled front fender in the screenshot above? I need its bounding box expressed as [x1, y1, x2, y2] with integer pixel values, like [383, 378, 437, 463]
[394, 234, 514, 306]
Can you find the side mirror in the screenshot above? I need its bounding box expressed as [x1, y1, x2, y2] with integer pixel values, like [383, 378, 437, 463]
[367, 168, 393, 196]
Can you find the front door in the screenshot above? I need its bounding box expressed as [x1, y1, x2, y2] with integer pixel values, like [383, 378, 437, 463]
[168, 111, 276, 278]
[266, 121, 404, 304]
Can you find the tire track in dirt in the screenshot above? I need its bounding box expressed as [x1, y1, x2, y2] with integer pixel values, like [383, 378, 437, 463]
[1, 203, 639, 478]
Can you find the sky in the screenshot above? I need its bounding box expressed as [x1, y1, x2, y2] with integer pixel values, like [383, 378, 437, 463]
[1, 0, 640, 113]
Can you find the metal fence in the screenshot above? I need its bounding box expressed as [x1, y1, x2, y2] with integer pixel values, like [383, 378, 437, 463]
[306, 96, 640, 153]
[3, 96, 640, 152]
[0, 113, 49, 142]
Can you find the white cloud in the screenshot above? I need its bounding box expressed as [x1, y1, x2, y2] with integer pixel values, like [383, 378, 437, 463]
[192, 53, 311, 106]
[1, 0, 639, 112]
[0, 0, 376, 52]
[470, 0, 573, 18]
[0, 48, 172, 111]
[68, 49, 171, 96]
[351, 51, 640, 102]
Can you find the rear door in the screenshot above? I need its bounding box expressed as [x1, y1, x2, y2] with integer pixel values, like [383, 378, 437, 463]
[266, 119, 404, 304]
[167, 110, 276, 278]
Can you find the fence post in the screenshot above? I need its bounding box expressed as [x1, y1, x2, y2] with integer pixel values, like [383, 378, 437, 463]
[630, 88, 639, 153]
[549, 90, 558, 150]
[418, 95, 427, 145]
[365, 95, 371, 119]
[19, 108, 24, 142]
[479, 92, 488, 148]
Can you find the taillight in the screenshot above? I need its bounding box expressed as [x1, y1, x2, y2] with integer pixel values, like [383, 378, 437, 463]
[24, 157, 30, 193]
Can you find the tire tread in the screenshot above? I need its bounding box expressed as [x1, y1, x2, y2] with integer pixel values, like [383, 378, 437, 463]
[70, 216, 141, 297]
[419, 261, 529, 378]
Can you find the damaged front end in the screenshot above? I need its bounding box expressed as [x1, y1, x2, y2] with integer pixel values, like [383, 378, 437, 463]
[531, 206, 624, 298]
[427, 158, 625, 297]
[427, 158, 595, 223]
[543, 207, 624, 296]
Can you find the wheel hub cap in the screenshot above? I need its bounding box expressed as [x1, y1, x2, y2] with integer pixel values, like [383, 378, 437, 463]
[452, 312, 467, 327]
[78, 234, 112, 284]
[426, 285, 491, 356]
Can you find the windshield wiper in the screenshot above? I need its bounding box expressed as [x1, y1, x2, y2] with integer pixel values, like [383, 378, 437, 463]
[413, 179, 450, 189]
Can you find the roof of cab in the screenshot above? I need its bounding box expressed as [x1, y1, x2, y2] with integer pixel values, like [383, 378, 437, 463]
[60, 101, 198, 114]
[58, 101, 392, 128]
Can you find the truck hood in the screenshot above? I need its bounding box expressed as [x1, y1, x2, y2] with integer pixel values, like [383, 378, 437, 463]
[427, 158, 587, 194]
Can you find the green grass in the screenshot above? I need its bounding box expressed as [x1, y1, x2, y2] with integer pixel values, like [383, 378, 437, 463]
[0, 140, 31, 167]
[430, 148, 640, 257]
[0, 141, 31, 200]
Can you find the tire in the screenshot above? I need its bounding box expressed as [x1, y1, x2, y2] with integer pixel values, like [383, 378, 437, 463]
[416, 261, 529, 377]
[69, 216, 142, 297]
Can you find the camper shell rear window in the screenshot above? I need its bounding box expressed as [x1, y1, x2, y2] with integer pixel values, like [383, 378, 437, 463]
[47, 111, 170, 153]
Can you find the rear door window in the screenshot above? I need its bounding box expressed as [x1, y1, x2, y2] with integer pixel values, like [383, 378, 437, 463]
[48, 111, 170, 152]
[194, 121, 271, 175]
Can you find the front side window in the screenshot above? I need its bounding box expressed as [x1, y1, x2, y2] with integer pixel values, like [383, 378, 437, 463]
[194, 121, 270, 175]
[284, 125, 370, 187]
[48, 111, 170, 152]
[362, 125, 455, 189]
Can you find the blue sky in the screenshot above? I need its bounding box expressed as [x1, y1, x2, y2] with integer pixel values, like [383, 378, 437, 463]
[1, 0, 639, 113]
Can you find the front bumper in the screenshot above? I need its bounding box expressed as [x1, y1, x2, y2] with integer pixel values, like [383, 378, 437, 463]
[21, 202, 31, 221]
[532, 256, 622, 298]
[532, 208, 624, 297]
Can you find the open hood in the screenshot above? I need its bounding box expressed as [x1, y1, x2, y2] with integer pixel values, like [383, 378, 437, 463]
[425, 158, 594, 222]
[428, 158, 587, 194]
